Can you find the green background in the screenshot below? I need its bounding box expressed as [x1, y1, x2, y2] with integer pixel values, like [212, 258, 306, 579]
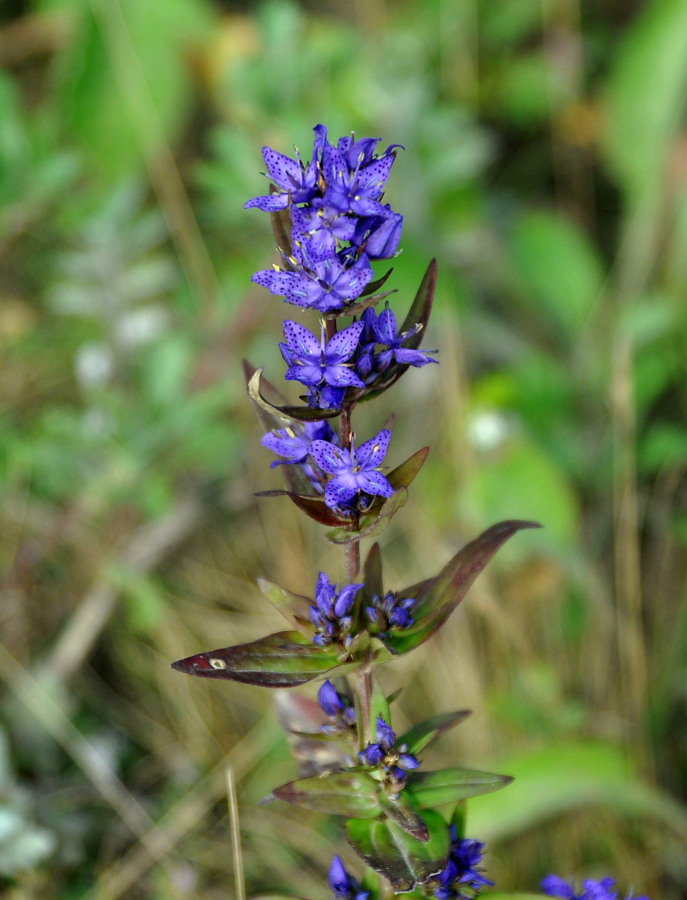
[1, 0, 686, 897]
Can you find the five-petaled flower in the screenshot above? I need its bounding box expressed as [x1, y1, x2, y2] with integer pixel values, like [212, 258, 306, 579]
[309, 428, 394, 510]
[280, 319, 365, 392]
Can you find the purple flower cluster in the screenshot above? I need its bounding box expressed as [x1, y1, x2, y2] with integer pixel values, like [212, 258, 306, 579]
[328, 856, 369, 900]
[366, 590, 416, 639]
[309, 572, 363, 648]
[358, 715, 418, 796]
[542, 876, 648, 900]
[246, 125, 402, 315]
[433, 829, 493, 900]
[247, 126, 437, 416]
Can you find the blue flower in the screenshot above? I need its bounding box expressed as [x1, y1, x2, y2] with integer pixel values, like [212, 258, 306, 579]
[309, 572, 363, 648]
[321, 136, 399, 217]
[308, 428, 394, 510]
[280, 319, 365, 391]
[317, 680, 356, 732]
[366, 591, 416, 638]
[244, 125, 325, 211]
[541, 875, 648, 900]
[355, 302, 438, 381]
[328, 856, 369, 900]
[251, 250, 373, 313]
[292, 202, 357, 263]
[351, 207, 403, 259]
[433, 829, 493, 900]
[358, 716, 419, 795]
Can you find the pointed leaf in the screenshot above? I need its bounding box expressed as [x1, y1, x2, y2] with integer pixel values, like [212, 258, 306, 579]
[362, 542, 383, 604]
[256, 489, 352, 527]
[270, 204, 293, 259]
[369, 684, 391, 742]
[345, 809, 449, 892]
[248, 368, 340, 422]
[326, 489, 407, 545]
[257, 578, 312, 633]
[387, 447, 429, 490]
[171, 631, 340, 687]
[397, 711, 472, 756]
[348, 259, 437, 404]
[386, 520, 540, 654]
[378, 792, 429, 842]
[272, 772, 381, 818]
[405, 767, 513, 809]
[243, 360, 314, 497]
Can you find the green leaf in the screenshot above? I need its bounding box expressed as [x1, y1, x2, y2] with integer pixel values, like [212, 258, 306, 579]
[397, 711, 472, 756]
[170, 631, 340, 688]
[604, 0, 687, 200]
[257, 578, 312, 634]
[369, 684, 391, 742]
[271, 772, 381, 818]
[345, 809, 449, 892]
[361, 542, 383, 613]
[508, 212, 604, 340]
[467, 742, 687, 844]
[378, 792, 429, 842]
[385, 521, 540, 654]
[405, 767, 513, 808]
[51, 0, 213, 182]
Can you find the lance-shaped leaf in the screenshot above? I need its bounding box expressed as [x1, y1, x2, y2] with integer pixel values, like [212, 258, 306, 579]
[257, 578, 312, 634]
[405, 767, 513, 809]
[243, 360, 315, 497]
[255, 488, 354, 528]
[348, 259, 437, 405]
[378, 791, 429, 842]
[385, 520, 540, 654]
[397, 711, 472, 756]
[249, 367, 340, 422]
[171, 631, 341, 688]
[325, 447, 429, 545]
[271, 771, 381, 818]
[269, 203, 292, 259]
[345, 808, 449, 892]
[362, 542, 383, 607]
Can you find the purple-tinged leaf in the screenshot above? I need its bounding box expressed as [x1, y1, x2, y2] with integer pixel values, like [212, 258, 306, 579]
[270, 204, 293, 261]
[248, 368, 341, 422]
[257, 578, 312, 634]
[171, 631, 340, 688]
[271, 772, 381, 818]
[397, 711, 472, 756]
[255, 489, 353, 527]
[387, 446, 429, 490]
[378, 792, 429, 842]
[244, 361, 314, 497]
[345, 809, 449, 892]
[405, 767, 513, 808]
[385, 520, 541, 655]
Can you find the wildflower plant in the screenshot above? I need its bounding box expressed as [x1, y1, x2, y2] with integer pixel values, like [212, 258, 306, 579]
[171, 127, 649, 900]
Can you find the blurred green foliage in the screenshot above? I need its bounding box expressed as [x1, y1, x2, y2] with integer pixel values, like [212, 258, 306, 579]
[1, 0, 687, 898]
